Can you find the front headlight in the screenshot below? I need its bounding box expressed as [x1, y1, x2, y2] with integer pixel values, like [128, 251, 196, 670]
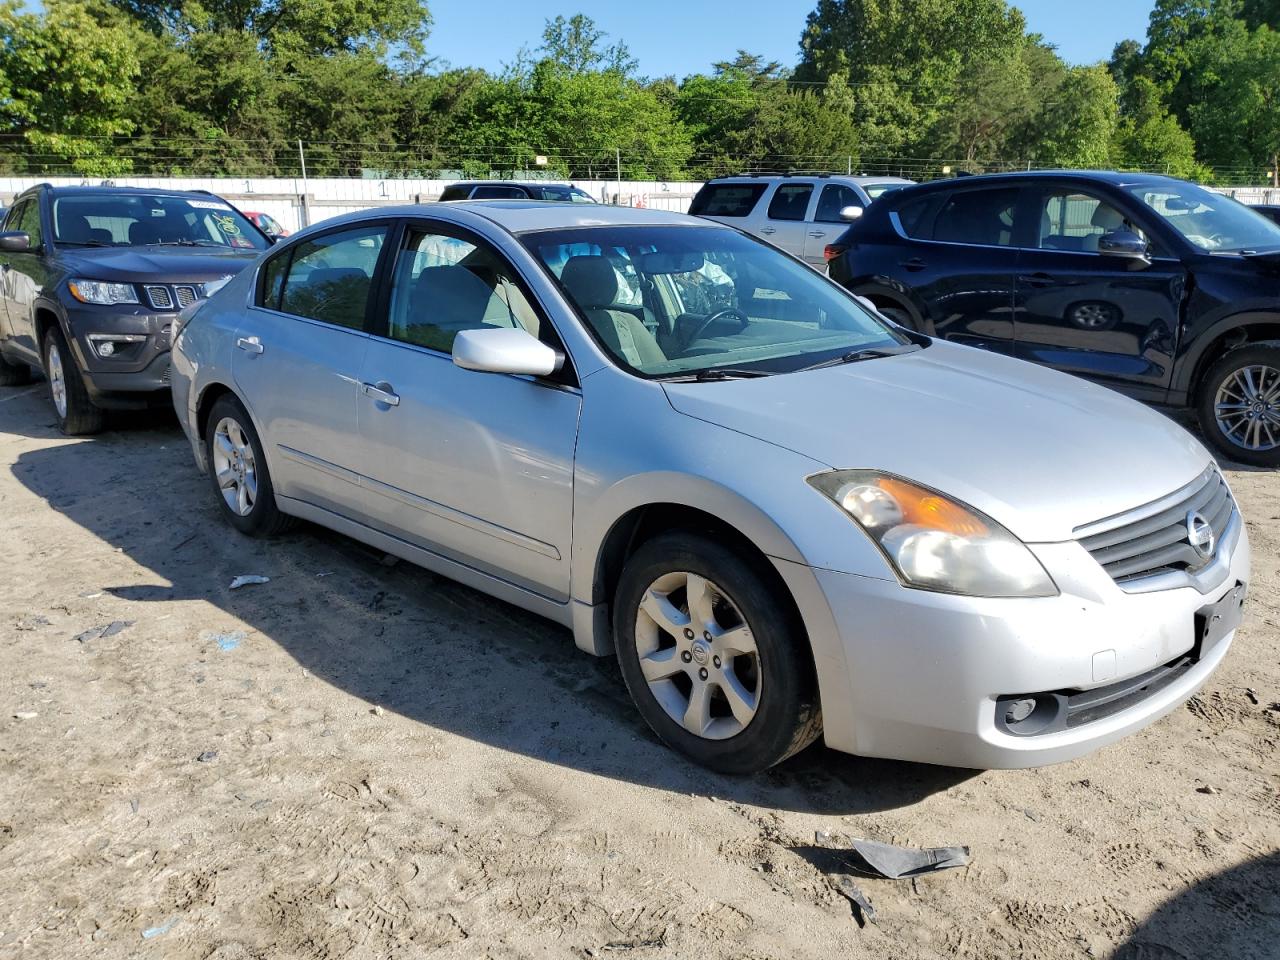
[68, 279, 139, 305]
[808, 470, 1058, 598]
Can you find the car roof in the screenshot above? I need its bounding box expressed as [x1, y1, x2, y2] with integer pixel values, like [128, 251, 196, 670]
[705, 174, 914, 185]
[447, 182, 583, 190]
[297, 200, 709, 237]
[40, 185, 227, 199]
[888, 170, 1191, 197]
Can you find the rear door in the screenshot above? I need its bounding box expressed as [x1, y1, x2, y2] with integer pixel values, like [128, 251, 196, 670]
[354, 220, 581, 601]
[895, 185, 1028, 352]
[804, 182, 864, 265]
[755, 181, 816, 260]
[688, 181, 769, 227]
[232, 221, 394, 518]
[1014, 185, 1185, 398]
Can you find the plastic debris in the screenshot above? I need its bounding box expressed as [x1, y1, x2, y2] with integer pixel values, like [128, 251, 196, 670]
[14, 711, 38, 720]
[1197, 784, 1219, 795]
[73, 620, 134, 644]
[141, 918, 178, 940]
[1246, 688, 1259, 705]
[831, 874, 877, 926]
[371, 705, 384, 717]
[15, 615, 51, 631]
[196, 750, 218, 763]
[229, 575, 270, 590]
[845, 838, 971, 879]
[210, 630, 247, 652]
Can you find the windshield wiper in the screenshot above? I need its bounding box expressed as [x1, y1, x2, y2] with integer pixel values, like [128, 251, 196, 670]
[661, 368, 773, 382]
[797, 345, 919, 372]
[147, 239, 223, 247]
[57, 240, 112, 247]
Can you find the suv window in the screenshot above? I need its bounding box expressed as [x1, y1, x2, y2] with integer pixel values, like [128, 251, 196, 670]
[470, 186, 526, 200]
[387, 229, 542, 353]
[767, 183, 814, 222]
[815, 183, 863, 223]
[277, 225, 387, 330]
[689, 183, 767, 217]
[896, 195, 939, 238]
[439, 185, 470, 202]
[932, 188, 1020, 247]
[16, 200, 42, 248]
[1038, 191, 1141, 252]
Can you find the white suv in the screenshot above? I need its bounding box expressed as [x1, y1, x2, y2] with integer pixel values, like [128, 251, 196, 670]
[689, 174, 914, 267]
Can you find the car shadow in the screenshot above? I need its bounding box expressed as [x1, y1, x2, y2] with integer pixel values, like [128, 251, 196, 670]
[1112, 851, 1280, 959]
[3, 387, 972, 815]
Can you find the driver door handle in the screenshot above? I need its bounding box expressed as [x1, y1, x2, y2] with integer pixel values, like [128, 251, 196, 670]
[808, 230, 828, 238]
[236, 336, 264, 355]
[1018, 273, 1056, 288]
[361, 381, 400, 407]
[759, 227, 777, 235]
[899, 257, 927, 271]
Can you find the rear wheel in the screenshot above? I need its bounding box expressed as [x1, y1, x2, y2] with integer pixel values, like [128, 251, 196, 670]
[204, 393, 295, 536]
[1196, 343, 1280, 467]
[613, 532, 821, 774]
[43, 327, 104, 435]
[0, 351, 33, 386]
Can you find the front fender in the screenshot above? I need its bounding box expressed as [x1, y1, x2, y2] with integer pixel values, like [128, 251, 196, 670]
[1172, 310, 1280, 397]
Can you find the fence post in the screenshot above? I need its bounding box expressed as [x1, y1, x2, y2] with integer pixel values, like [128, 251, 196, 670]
[298, 139, 311, 228]
[615, 149, 622, 206]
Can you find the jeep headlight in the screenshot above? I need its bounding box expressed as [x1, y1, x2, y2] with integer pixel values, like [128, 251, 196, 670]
[68, 279, 139, 305]
[808, 470, 1057, 598]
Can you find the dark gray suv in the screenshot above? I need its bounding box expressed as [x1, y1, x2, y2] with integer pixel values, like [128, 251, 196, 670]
[0, 185, 270, 434]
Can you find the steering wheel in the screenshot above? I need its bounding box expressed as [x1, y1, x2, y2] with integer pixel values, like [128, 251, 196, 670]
[684, 307, 750, 348]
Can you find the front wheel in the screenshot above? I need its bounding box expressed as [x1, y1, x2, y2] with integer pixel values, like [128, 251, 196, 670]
[613, 532, 821, 774]
[43, 327, 103, 435]
[204, 394, 295, 537]
[1196, 343, 1280, 467]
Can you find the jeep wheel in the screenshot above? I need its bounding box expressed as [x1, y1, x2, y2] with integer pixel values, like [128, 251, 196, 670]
[1197, 343, 1280, 467]
[43, 327, 104, 435]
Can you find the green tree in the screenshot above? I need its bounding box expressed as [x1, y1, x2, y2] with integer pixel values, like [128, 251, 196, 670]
[1110, 76, 1205, 177]
[0, 0, 140, 175]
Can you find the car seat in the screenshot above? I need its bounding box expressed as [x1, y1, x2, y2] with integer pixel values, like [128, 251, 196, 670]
[559, 255, 666, 368]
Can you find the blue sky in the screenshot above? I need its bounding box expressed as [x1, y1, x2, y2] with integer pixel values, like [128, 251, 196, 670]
[428, 1, 1155, 77]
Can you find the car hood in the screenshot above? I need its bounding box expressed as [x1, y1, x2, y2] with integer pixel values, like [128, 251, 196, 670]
[662, 341, 1212, 544]
[57, 245, 260, 283]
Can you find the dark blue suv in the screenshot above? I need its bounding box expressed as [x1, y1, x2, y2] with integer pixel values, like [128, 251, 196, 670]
[827, 171, 1280, 466]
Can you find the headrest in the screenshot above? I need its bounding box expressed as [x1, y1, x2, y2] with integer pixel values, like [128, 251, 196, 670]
[560, 255, 619, 308]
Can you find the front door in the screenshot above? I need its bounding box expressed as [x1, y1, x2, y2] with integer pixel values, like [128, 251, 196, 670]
[1015, 187, 1185, 398]
[803, 182, 863, 265]
[355, 222, 581, 601]
[1, 199, 50, 362]
[758, 182, 816, 260]
[233, 221, 392, 517]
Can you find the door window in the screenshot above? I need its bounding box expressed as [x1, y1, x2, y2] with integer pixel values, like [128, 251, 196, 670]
[16, 200, 42, 248]
[766, 184, 814, 222]
[932, 188, 1020, 246]
[2, 202, 25, 231]
[1037, 191, 1142, 252]
[277, 225, 387, 330]
[815, 184, 863, 223]
[386, 229, 543, 354]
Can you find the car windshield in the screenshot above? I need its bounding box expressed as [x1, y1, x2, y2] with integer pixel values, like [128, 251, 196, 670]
[51, 194, 269, 250]
[522, 225, 911, 377]
[1126, 182, 1280, 253]
[532, 186, 596, 203]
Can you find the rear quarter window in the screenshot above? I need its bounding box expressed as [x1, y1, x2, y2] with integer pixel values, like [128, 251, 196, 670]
[895, 195, 942, 238]
[689, 183, 767, 217]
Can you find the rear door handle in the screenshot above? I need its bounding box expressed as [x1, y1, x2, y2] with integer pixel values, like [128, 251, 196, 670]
[236, 336, 264, 355]
[361, 381, 400, 407]
[808, 230, 828, 238]
[899, 258, 927, 271]
[759, 227, 777, 235]
[1018, 274, 1055, 288]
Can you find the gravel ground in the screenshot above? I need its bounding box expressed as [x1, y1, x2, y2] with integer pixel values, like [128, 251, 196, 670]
[0, 382, 1277, 960]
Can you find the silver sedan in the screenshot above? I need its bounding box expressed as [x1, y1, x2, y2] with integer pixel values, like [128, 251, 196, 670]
[170, 202, 1250, 774]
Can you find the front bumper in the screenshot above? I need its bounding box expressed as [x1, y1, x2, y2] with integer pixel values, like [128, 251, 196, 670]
[791, 514, 1251, 769]
[66, 303, 174, 407]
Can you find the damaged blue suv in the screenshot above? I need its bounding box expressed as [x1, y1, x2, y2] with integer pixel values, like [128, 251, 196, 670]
[0, 185, 270, 433]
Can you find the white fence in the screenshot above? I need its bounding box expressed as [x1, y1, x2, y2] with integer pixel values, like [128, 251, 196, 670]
[0, 176, 702, 232]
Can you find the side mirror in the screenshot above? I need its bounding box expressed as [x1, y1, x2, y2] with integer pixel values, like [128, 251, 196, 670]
[1098, 230, 1149, 262]
[838, 205, 864, 222]
[0, 232, 31, 253]
[452, 327, 563, 376]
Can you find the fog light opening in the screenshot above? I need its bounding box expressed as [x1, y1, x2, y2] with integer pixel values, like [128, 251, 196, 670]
[1004, 697, 1038, 725]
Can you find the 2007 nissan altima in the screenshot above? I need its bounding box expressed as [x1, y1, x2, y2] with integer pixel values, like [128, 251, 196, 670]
[170, 201, 1250, 774]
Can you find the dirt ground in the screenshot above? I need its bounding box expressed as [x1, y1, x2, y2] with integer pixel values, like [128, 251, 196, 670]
[0, 380, 1277, 960]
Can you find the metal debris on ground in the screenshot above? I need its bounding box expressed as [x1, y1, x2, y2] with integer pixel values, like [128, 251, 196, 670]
[831, 874, 877, 927]
[72, 620, 134, 644]
[196, 750, 218, 763]
[229, 575, 270, 590]
[1197, 784, 1219, 795]
[814, 833, 972, 926]
[15, 615, 51, 631]
[1245, 688, 1259, 704]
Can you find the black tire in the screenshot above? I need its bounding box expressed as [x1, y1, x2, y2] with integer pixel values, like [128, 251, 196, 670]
[204, 393, 295, 537]
[613, 532, 821, 774]
[42, 326, 104, 435]
[876, 304, 915, 328]
[0, 351, 33, 386]
[1195, 342, 1280, 468]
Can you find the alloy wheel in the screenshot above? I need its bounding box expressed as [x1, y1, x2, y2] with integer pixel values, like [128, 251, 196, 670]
[212, 416, 259, 516]
[1214, 363, 1280, 452]
[47, 341, 67, 419]
[633, 571, 761, 740]
[1072, 303, 1114, 329]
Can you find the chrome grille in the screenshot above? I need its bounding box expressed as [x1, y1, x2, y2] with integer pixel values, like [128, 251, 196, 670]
[1078, 469, 1235, 584]
[174, 285, 197, 308]
[145, 285, 173, 309]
